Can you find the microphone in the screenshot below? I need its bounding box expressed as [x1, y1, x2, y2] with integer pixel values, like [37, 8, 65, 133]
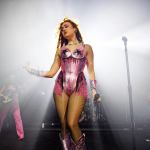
[122, 36, 127, 46]
[122, 36, 127, 42]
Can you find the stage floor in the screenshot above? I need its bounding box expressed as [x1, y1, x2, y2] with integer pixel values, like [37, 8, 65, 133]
[1, 128, 150, 150]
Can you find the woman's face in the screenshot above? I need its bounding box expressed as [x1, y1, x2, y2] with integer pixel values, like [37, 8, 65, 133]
[60, 21, 76, 39]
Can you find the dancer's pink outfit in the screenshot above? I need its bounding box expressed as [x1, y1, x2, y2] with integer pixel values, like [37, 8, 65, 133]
[54, 43, 88, 99]
[0, 85, 24, 140]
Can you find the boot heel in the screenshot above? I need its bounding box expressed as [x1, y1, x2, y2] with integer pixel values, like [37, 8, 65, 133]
[59, 133, 71, 150]
[76, 133, 86, 150]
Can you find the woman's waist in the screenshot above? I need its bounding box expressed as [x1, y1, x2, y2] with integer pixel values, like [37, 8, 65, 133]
[62, 70, 85, 77]
[57, 70, 86, 80]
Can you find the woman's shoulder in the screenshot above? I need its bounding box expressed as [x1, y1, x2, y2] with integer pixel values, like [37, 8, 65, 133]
[84, 44, 93, 53]
[57, 47, 62, 51]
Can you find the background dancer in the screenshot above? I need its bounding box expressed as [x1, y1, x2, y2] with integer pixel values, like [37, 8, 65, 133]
[0, 76, 24, 140]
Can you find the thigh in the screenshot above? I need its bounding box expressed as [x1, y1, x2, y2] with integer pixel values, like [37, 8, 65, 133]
[53, 92, 69, 122]
[67, 93, 86, 124]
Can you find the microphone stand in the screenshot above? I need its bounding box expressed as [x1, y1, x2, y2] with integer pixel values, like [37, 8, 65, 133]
[122, 36, 136, 150]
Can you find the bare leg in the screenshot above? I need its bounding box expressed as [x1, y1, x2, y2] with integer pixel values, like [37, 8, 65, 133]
[53, 92, 69, 138]
[67, 93, 86, 142]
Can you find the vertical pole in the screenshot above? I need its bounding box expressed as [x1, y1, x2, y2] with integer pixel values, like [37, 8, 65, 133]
[122, 36, 136, 150]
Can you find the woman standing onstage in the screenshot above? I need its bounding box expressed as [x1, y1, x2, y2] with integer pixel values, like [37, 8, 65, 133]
[25, 18, 100, 150]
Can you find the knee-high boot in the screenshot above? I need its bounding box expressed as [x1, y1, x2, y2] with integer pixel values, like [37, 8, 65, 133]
[59, 133, 72, 150]
[71, 133, 86, 150]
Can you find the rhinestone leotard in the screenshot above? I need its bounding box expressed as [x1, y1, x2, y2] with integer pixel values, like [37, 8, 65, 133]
[54, 43, 88, 99]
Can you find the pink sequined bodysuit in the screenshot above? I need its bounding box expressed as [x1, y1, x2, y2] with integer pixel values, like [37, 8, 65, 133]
[54, 43, 88, 99]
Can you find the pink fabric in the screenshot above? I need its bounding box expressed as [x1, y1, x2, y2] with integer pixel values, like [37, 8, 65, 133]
[0, 95, 24, 139]
[54, 43, 88, 100]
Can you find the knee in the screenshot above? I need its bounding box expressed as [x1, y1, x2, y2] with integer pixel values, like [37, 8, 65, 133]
[67, 120, 78, 130]
[60, 119, 66, 128]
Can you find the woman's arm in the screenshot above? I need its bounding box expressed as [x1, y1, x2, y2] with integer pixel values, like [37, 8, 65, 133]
[85, 44, 96, 80]
[25, 48, 61, 78]
[41, 48, 61, 78]
[85, 44, 100, 101]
